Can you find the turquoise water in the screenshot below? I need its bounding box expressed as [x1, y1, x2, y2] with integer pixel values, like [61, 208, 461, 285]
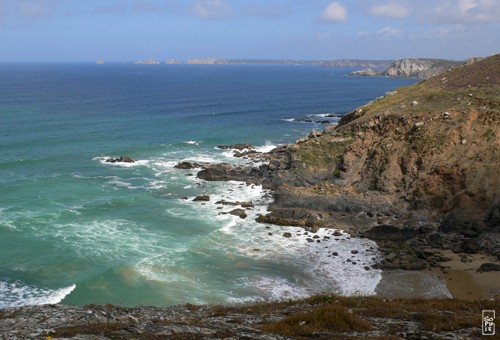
[0, 64, 419, 307]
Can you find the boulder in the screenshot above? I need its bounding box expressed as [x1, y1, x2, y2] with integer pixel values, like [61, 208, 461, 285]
[462, 239, 481, 253]
[477, 263, 500, 272]
[175, 162, 200, 169]
[229, 209, 247, 219]
[193, 195, 210, 202]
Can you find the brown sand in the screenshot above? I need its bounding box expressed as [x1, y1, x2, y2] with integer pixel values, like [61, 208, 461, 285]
[430, 250, 500, 300]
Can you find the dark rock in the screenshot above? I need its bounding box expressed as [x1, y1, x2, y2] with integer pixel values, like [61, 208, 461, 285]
[364, 266, 370, 270]
[282, 232, 292, 238]
[193, 195, 210, 202]
[175, 161, 200, 169]
[306, 238, 314, 243]
[362, 225, 418, 241]
[216, 200, 254, 208]
[333, 231, 343, 237]
[462, 229, 478, 238]
[351, 250, 359, 254]
[217, 144, 253, 150]
[477, 263, 500, 272]
[418, 224, 435, 234]
[105, 156, 136, 163]
[332, 252, 339, 256]
[462, 239, 481, 253]
[228, 209, 247, 219]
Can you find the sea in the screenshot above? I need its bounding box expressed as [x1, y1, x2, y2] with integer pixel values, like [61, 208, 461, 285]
[0, 63, 450, 308]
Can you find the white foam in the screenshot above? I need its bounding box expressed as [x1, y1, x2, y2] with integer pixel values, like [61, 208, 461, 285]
[181, 177, 382, 299]
[234, 276, 310, 301]
[312, 112, 336, 118]
[0, 281, 76, 307]
[45, 219, 170, 259]
[254, 141, 277, 153]
[183, 140, 200, 145]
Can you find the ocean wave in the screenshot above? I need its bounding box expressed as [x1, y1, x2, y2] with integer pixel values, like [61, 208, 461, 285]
[183, 140, 201, 146]
[283, 113, 341, 125]
[0, 280, 75, 308]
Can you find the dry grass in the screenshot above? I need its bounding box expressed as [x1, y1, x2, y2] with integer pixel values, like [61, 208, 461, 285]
[253, 295, 498, 337]
[258, 303, 372, 336]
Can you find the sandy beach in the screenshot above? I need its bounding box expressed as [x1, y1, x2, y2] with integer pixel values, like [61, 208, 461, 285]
[429, 250, 499, 300]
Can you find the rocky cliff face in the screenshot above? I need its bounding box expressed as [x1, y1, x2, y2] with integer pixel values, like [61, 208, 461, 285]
[352, 58, 463, 78]
[199, 54, 500, 266]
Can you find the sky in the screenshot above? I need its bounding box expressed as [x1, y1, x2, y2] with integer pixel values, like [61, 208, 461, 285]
[0, 0, 499, 62]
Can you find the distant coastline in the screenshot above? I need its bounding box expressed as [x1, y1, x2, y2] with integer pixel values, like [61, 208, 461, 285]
[97, 58, 395, 68]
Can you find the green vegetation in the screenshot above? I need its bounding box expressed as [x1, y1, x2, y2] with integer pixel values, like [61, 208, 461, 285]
[332, 168, 342, 178]
[482, 128, 496, 141]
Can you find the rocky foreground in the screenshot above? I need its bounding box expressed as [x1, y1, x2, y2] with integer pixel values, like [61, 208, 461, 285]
[1, 295, 497, 339]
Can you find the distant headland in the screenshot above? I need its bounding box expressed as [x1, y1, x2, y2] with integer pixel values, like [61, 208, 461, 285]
[350, 58, 465, 78]
[98, 58, 394, 68]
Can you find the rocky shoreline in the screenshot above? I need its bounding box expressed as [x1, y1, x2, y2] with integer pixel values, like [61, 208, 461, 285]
[182, 142, 498, 276]
[190, 55, 500, 278]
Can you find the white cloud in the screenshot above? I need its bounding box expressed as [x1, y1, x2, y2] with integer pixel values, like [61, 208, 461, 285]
[377, 26, 403, 38]
[370, 3, 409, 19]
[431, 0, 500, 24]
[321, 2, 347, 22]
[190, 0, 232, 20]
[15, 1, 54, 19]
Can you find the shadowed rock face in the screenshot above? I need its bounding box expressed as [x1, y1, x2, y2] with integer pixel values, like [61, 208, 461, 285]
[196, 54, 500, 266]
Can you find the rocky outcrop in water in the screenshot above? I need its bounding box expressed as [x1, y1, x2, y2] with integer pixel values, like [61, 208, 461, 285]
[105, 156, 136, 163]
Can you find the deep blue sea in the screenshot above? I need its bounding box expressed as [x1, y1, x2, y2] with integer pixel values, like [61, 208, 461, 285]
[1, 63, 442, 307]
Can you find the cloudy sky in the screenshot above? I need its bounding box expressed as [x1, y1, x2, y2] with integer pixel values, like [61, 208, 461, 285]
[0, 0, 499, 62]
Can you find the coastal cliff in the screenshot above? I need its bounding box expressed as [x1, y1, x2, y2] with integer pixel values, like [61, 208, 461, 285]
[199, 54, 500, 269]
[351, 58, 463, 78]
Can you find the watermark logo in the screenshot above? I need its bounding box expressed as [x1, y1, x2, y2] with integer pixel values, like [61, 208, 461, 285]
[482, 310, 495, 336]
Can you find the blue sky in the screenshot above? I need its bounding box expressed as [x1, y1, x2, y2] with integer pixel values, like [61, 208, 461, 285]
[0, 0, 499, 62]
